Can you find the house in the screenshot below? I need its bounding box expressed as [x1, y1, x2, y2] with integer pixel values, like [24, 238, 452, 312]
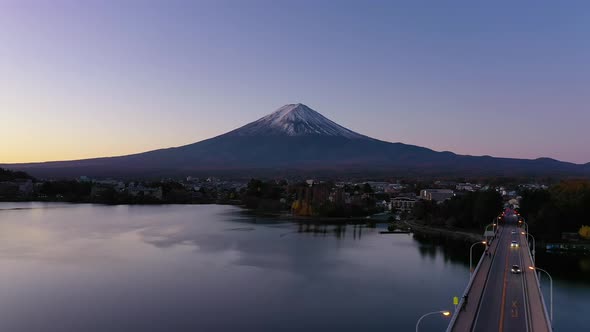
[78, 176, 92, 183]
[420, 189, 454, 202]
[365, 182, 390, 193]
[376, 200, 389, 209]
[391, 196, 418, 211]
[90, 185, 112, 199]
[456, 183, 475, 191]
[384, 183, 405, 193]
[127, 183, 163, 200]
[16, 179, 34, 195]
[328, 187, 346, 204]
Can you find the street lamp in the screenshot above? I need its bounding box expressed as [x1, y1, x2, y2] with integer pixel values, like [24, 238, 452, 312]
[521, 231, 536, 264]
[520, 217, 529, 234]
[470, 241, 487, 275]
[486, 220, 499, 233]
[529, 266, 553, 326]
[415, 310, 451, 332]
[484, 223, 494, 242]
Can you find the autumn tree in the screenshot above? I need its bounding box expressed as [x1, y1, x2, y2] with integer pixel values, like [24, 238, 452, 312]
[580, 225, 590, 240]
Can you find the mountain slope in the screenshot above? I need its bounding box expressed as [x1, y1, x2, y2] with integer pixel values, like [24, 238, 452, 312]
[224, 103, 368, 139]
[2, 103, 589, 178]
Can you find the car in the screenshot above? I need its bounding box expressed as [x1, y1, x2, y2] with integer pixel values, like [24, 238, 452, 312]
[511, 230, 517, 235]
[510, 240, 519, 248]
[511, 265, 521, 274]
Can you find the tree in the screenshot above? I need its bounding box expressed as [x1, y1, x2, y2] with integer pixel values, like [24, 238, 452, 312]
[0, 168, 35, 181]
[520, 180, 590, 240]
[412, 200, 438, 225]
[472, 191, 503, 228]
[246, 179, 264, 197]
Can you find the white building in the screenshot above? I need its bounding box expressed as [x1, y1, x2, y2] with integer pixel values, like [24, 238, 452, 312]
[391, 196, 418, 211]
[420, 189, 454, 202]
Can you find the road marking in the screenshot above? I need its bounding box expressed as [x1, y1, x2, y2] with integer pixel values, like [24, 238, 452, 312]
[498, 234, 511, 332]
[512, 300, 519, 318]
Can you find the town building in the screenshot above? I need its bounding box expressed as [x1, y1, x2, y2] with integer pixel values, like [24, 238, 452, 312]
[127, 183, 163, 200]
[391, 196, 418, 211]
[420, 189, 454, 202]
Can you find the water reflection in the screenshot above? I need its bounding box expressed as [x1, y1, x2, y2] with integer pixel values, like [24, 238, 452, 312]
[0, 203, 587, 332]
[536, 251, 590, 285]
[294, 223, 364, 239]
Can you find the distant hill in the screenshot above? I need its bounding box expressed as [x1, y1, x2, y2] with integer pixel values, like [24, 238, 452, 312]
[3, 103, 589, 179]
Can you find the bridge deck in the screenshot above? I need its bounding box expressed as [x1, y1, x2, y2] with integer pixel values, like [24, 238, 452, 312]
[448, 224, 551, 332]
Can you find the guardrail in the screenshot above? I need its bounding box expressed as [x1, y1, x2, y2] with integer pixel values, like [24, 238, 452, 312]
[446, 225, 501, 332]
[525, 238, 552, 331]
[445, 236, 492, 331]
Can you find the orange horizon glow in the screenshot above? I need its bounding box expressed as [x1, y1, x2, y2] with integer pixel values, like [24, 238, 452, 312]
[2, 141, 189, 164]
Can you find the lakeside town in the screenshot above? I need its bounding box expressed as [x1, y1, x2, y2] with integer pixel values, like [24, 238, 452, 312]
[0, 167, 540, 208]
[2, 168, 588, 253]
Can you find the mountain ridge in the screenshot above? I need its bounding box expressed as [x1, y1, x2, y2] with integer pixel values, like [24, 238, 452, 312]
[2, 103, 589, 178]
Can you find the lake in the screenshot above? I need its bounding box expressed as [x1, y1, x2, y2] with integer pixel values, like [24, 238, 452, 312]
[0, 203, 587, 331]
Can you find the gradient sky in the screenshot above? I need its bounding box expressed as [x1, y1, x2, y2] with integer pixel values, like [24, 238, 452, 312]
[2, 0, 589, 164]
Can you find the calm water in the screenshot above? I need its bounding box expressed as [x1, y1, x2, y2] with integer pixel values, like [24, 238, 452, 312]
[0, 203, 587, 331]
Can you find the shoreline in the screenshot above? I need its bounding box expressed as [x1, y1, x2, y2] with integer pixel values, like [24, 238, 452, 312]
[400, 219, 484, 243]
[245, 209, 485, 242]
[1, 200, 484, 241]
[241, 210, 376, 224]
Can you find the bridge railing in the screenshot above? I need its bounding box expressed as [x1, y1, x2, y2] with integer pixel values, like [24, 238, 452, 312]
[445, 248, 487, 331]
[524, 237, 552, 331]
[446, 224, 501, 332]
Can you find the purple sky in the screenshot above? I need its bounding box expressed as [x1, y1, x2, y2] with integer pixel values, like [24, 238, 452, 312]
[2, 0, 589, 164]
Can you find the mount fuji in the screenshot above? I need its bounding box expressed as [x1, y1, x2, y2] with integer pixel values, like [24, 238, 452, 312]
[3, 103, 589, 178]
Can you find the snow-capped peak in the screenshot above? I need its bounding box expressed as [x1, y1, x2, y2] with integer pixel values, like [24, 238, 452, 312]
[225, 103, 367, 139]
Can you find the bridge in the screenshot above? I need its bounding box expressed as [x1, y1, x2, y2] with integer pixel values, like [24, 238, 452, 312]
[446, 215, 552, 332]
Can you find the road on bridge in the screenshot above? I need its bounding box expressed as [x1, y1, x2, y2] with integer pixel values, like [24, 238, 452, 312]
[449, 219, 550, 332]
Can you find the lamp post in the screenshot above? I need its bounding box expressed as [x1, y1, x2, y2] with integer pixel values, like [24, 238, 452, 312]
[470, 241, 487, 275]
[484, 223, 493, 242]
[519, 217, 528, 235]
[415, 310, 451, 332]
[486, 220, 498, 233]
[529, 266, 553, 326]
[521, 231, 536, 264]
